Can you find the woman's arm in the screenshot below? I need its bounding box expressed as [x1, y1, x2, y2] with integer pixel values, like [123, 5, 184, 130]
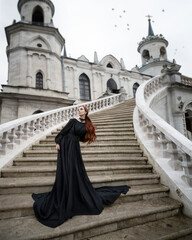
[55, 118, 75, 144]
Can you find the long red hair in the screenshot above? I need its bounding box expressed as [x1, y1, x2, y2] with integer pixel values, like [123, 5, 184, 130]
[82, 106, 97, 144]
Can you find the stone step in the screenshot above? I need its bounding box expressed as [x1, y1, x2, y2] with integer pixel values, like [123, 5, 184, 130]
[0, 197, 182, 240]
[40, 137, 137, 144]
[53, 128, 135, 134]
[91, 114, 134, 120]
[23, 149, 143, 157]
[94, 124, 133, 129]
[1, 165, 153, 177]
[31, 143, 140, 150]
[46, 135, 137, 141]
[0, 184, 169, 220]
[50, 132, 136, 137]
[92, 119, 133, 124]
[87, 122, 133, 127]
[91, 106, 135, 114]
[91, 116, 133, 121]
[14, 156, 148, 166]
[0, 174, 160, 195]
[89, 214, 192, 240]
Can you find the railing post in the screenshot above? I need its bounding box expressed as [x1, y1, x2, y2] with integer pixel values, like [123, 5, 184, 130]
[168, 142, 181, 170]
[181, 154, 192, 187]
[7, 128, 17, 150]
[15, 125, 23, 144]
[28, 120, 35, 137]
[159, 132, 169, 158]
[0, 131, 10, 155]
[22, 122, 29, 140]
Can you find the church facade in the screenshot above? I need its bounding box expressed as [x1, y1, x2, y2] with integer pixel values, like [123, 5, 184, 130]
[0, 0, 184, 124]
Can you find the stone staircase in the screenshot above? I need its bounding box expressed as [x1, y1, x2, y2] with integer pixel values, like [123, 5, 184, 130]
[0, 98, 192, 240]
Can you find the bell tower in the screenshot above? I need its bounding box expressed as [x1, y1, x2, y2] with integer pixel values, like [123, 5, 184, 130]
[18, 0, 54, 26]
[137, 16, 171, 76]
[5, 0, 65, 91]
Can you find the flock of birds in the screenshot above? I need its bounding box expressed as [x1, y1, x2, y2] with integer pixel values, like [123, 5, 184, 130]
[111, 8, 166, 31]
[111, 8, 182, 55]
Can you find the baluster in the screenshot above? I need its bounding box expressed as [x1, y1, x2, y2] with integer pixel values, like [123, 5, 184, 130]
[141, 118, 148, 132]
[63, 110, 67, 121]
[15, 125, 23, 144]
[40, 117, 46, 131]
[49, 114, 54, 127]
[7, 128, 17, 149]
[53, 113, 57, 125]
[159, 132, 169, 158]
[168, 142, 181, 170]
[181, 154, 192, 186]
[95, 101, 98, 111]
[99, 100, 101, 108]
[74, 107, 78, 118]
[100, 100, 103, 109]
[107, 98, 110, 107]
[152, 126, 160, 148]
[68, 109, 72, 119]
[60, 111, 65, 122]
[28, 120, 35, 136]
[0, 131, 10, 155]
[22, 122, 29, 140]
[45, 115, 50, 128]
[146, 121, 153, 139]
[105, 99, 107, 108]
[57, 112, 61, 123]
[35, 118, 41, 134]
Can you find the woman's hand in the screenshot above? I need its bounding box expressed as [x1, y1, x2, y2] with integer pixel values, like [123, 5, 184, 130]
[56, 144, 60, 151]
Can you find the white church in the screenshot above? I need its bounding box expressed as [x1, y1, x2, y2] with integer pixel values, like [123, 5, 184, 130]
[1, 0, 185, 124]
[0, 0, 192, 238]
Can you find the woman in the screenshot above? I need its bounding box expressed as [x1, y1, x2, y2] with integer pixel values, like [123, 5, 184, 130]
[32, 106, 130, 228]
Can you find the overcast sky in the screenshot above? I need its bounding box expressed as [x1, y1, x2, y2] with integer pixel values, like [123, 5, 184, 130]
[0, 0, 192, 87]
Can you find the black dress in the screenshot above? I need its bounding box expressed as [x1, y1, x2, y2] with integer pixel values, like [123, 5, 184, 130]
[32, 118, 130, 228]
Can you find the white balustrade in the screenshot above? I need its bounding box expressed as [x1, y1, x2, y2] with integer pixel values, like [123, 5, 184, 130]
[181, 75, 192, 87]
[135, 73, 192, 187]
[0, 94, 122, 158]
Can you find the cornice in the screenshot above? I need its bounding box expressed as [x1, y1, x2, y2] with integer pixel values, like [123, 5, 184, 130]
[137, 35, 168, 52]
[5, 22, 65, 46]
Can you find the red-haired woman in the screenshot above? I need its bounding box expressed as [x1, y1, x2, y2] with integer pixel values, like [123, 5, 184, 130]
[32, 106, 130, 228]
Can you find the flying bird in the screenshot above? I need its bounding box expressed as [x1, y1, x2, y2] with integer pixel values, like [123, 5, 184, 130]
[162, 9, 165, 12]
[112, 8, 115, 10]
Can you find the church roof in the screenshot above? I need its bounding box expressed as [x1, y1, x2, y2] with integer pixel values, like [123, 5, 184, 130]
[148, 17, 154, 36]
[137, 17, 168, 52]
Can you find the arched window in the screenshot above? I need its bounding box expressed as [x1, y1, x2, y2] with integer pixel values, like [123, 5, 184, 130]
[142, 50, 150, 61]
[107, 78, 118, 93]
[160, 47, 166, 56]
[79, 74, 91, 100]
[36, 72, 43, 89]
[107, 63, 113, 68]
[33, 110, 44, 114]
[133, 82, 140, 98]
[185, 110, 192, 140]
[32, 6, 44, 25]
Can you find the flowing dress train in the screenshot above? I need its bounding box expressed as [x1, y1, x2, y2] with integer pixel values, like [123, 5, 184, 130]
[32, 118, 130, 228]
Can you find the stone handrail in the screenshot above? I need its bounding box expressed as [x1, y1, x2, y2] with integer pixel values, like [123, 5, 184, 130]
[0, 94, 123, 158]
[135, 73, 192, 187]
[181, 75, 192, 87]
